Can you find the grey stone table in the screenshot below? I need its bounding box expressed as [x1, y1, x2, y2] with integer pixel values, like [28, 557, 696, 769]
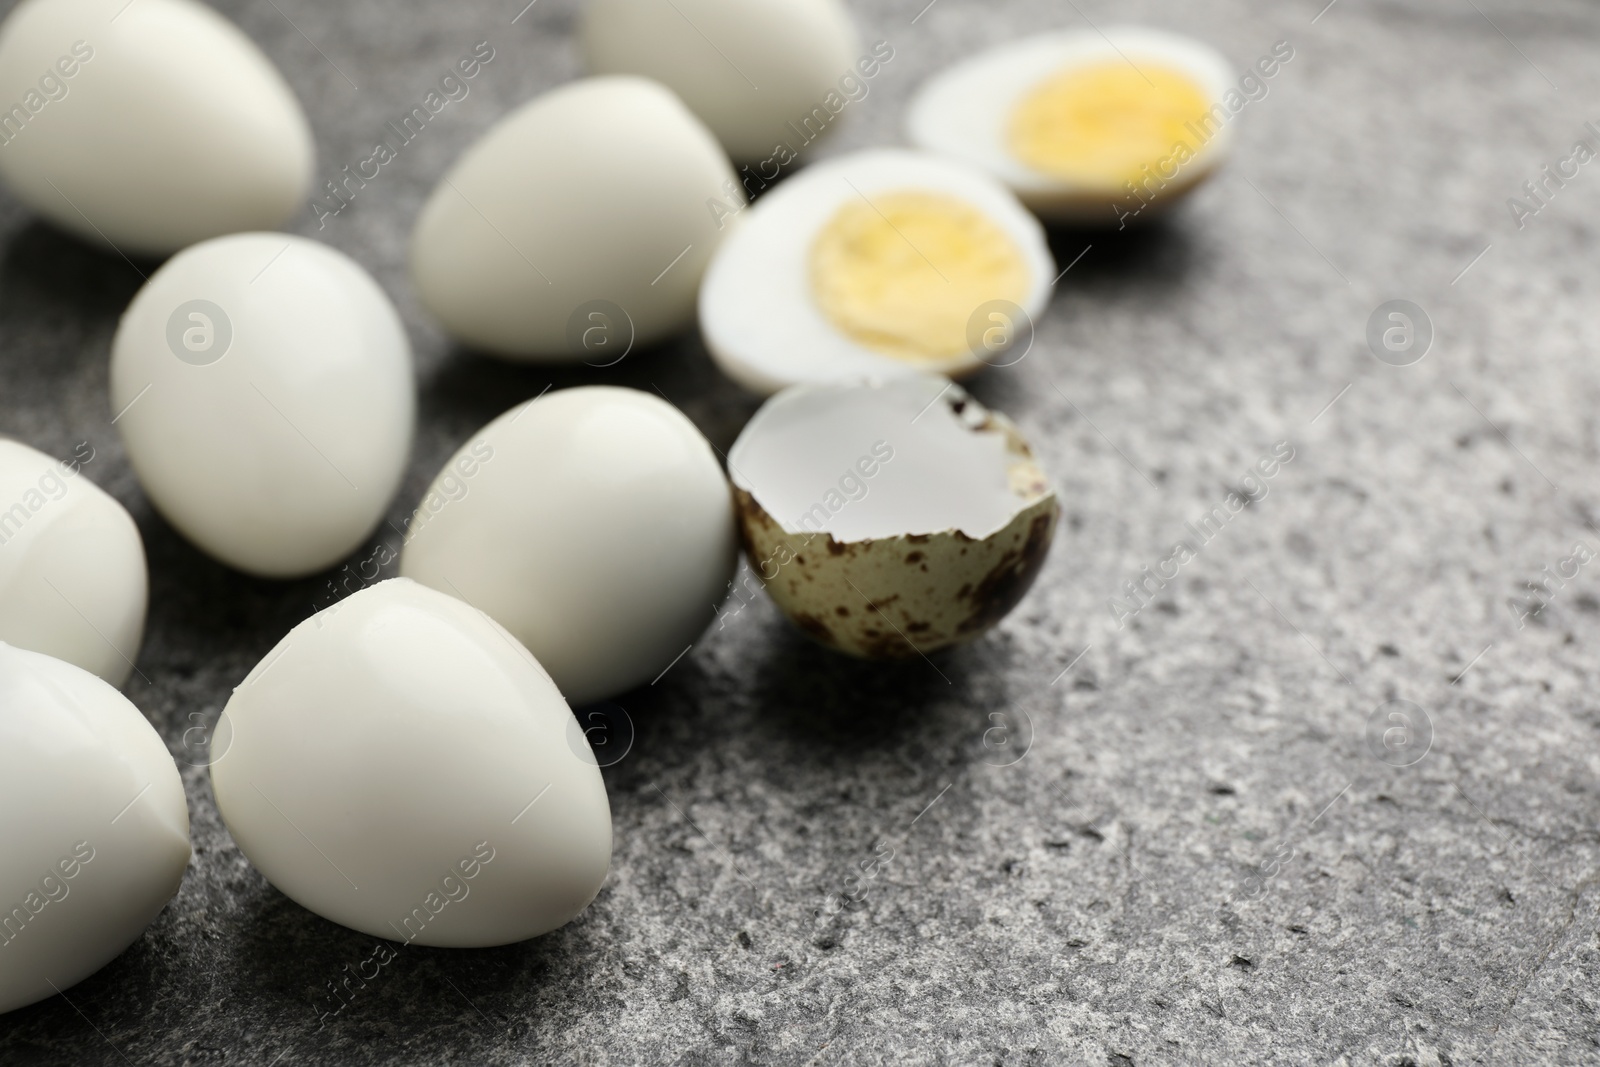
[3, 0, 1599, 1063]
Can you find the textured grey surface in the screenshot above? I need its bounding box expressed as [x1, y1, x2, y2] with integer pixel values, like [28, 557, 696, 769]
[3, 0, 1600, 1063]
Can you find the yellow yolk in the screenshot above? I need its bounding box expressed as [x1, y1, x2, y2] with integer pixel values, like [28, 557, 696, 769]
[809, 190, 1030, 362]
[1007, 61, 1212, 187]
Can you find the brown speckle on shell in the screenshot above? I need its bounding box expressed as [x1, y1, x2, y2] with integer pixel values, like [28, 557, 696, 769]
[957, 508, 1057, 636]
[792, 612, 835, 646]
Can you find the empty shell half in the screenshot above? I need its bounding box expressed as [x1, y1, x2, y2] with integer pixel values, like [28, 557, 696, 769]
[728, 375, 1057, 658]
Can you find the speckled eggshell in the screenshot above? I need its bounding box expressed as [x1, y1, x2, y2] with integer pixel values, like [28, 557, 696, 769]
[731, 382, 1058, 658]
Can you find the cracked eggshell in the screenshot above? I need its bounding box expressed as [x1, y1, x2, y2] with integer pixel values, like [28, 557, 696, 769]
[728, 375, 1056, 658]
[399, 386, 736, 705]
[109, 233, 415, 579]
[410, 76, 739, 361]
[579, 0, 859, 162]
[0, 643, 190, 1015]
[0, 439, 147, 687]
[0, 0, 313, 255]
[210, 578, 612, 948]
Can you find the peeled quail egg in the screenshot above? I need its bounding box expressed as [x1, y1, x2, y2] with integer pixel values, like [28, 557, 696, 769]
[411, 76, 738, 361]
[0, 0, 313, 255]
[579, 0, 860, 162]
[211, 579, 612, 947]
[0, 438, 146, 686]
[400, 387, 736, 705]
[729, 374, 1057, 657]
[109, 233, 414, 579]
[906, 28, 1234, 223]
[699, 148, 1054, 396]
[0, 643, 190, 1015]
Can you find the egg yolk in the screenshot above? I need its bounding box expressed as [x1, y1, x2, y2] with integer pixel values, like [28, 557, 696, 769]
[1007, 62, 1211, 187]
[809, 190, 1030, 362]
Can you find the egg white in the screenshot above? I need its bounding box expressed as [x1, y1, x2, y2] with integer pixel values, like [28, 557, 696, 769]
[905, 27, 1235, 223]
[579, 0, 860, 163]
[699, 148, 1055, 396]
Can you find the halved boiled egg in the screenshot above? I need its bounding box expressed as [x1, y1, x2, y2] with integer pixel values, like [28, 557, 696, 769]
[906, 28, 1234, 224]
[699, 149, 1054, 396]
[729, 374, 1057, 658]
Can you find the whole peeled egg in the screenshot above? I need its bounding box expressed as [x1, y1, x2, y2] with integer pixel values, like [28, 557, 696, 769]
[579, 0, 861, 163]
[906, 28, 1236, 223]
[110, 233, 414, 579]
[0, 643, 190, 1015]
[410, 76, 739, 361]
[211, 578, 612, 946]
[0, 438, 146, 687]
[0, 0, 313, 255]
[400, 386, 736, 705]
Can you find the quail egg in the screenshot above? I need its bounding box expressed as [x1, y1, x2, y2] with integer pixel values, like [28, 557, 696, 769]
[0, 643, 189, 1014]
[211, 579, 612, 947]
[0, 438, 146, 686]
[579, 0, 860, 162]
[411, 76, 738, 361]
[906, 28, 1236, 223]
[0, 0, 312, 255]
[109, 233, 414, 579]
[400, 387, 736, 705]
[699, 148, 1054, 395]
